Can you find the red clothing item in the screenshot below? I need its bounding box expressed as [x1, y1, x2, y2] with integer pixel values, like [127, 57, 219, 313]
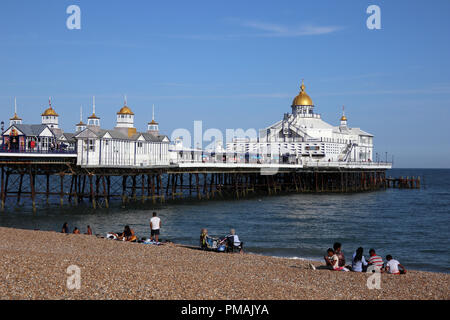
[336, 251, 346, 267]
[368, 255, 384, 268]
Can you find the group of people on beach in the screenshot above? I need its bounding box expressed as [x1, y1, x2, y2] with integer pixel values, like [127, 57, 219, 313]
[200, 228, 244, 253]
[61, 222, 92, 235]
[60, 211, 162, 243]
[61, 218, 407, 272]
[312, 242, 407, 275]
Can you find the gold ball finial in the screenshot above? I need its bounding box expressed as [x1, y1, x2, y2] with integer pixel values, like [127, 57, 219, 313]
[292, 79, 313, 106]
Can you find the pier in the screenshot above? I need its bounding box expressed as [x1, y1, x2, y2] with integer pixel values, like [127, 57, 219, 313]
[0, 152, 393, 212]
[386, 176, 421, 189]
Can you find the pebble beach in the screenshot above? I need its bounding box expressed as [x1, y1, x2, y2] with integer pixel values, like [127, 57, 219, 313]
[0, 227, 448, 300]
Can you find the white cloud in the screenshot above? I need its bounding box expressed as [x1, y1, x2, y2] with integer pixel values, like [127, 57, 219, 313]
[171, 19, 343, 40]
[240, 20, 343, 37]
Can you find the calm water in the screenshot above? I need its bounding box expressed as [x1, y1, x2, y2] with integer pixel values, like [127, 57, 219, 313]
[0, 169, 449, 273]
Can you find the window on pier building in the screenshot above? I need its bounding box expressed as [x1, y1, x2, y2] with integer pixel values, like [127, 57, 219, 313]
[88, 139, 95, 151]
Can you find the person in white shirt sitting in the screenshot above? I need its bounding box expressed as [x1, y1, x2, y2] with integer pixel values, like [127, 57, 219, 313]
[351, 247, 368, 272]
[226, 229, 243, 253]
[385, 255, 407, 275]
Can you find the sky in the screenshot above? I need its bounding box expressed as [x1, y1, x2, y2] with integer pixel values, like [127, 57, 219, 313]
[0, 0, 449, 168]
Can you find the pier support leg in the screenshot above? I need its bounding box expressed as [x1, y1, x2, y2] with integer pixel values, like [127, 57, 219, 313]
[69, 175, 74, 204]
[46, 174, 50, 204]
[17, 172, 24, 204]
[29, 168, 36, 213]
[60, 174, 64, 207]
[1, 166, 5, 212]
[122, 176, 128, 205]
[89, 175, 96, 209]
[102, 176, 109, 208]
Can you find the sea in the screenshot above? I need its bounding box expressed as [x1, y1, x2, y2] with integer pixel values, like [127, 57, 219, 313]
[0, 168, 448, 273]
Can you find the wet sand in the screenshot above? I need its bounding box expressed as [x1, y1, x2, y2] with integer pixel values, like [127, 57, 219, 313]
[0, 227, 448, 300]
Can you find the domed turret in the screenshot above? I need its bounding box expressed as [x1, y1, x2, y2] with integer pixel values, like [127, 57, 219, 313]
[291, 80, 316, 117]
[292, 80, 313, 106]
[76, 106, 87, 132]
[10, 97, 22, 126]
[41, 98, 59, 128]
[87, 96, 100, 128]
[116, 96, 135, 129]
[147, 104, 159, 135]
[340, 106, 348, 128]
[115, 96, 137, 137]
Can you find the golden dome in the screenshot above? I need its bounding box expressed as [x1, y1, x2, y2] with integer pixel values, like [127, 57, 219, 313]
[117, 105, 134, 115]
[148, 119, 158, 125]
[340, 115, 347, 121]
[10, 113, 22, 120]
[292, 80, 313, 106]
[88, 113, 100, 119]
[42, 107, 58, 116]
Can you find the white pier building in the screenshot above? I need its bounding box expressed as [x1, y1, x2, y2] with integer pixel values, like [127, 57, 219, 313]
[226, 80, 375, 166]
[1, 81, 390, 171]
[74, 99, 170, 167]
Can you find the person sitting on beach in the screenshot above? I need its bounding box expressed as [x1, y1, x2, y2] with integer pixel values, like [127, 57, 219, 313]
[368, 249, 384, 271]
[200, 228, 208, 249]
[385, 255, 407, 275]
[118, 225, 137, 242]
[85, 225, 92, 235]
[61, 222, 70, 234]
[226, 229, 243, 253]
[324, 248, 349, 271]
[333, 242, 346, 268]
[73, 227, 80, 234]
[351, 247, 368, 272]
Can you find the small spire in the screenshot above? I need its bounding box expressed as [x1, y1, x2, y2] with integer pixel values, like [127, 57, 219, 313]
[49, 97, 52, 108]
[152, 104, 155, 121]
[14, 97, 17, 115]
[124, 94, 127, 106]
[341, 105, 347, 122]
[93, 96, 96, 115]
[300, 79, 305, 92]
[80, 105, 83, 122]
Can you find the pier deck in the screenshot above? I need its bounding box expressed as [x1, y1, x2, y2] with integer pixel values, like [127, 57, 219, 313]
[0, 153, 393, 211]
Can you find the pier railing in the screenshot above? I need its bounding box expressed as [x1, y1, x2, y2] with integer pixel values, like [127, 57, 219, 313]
[0, 147, 77, 155]
[172, 157, 392, 169]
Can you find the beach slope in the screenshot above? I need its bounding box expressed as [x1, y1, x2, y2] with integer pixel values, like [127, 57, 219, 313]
[0, 227, 448, 300]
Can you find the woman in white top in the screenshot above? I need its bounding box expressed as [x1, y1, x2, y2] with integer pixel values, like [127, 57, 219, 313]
[352, 247, 368, 272]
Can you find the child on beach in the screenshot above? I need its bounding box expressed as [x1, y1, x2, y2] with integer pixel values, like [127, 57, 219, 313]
[385, 255, 407, 275]
[85, 225, 92, 235]
[200, 228, 208, 249]
[333, 242, 346, 267]
[324, 248, 349, 271]
[368, 249, 384, 271]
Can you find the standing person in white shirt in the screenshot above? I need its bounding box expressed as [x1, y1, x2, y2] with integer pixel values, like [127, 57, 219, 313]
[385, 255, 407, 275]
[150, 211, 161, 242]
